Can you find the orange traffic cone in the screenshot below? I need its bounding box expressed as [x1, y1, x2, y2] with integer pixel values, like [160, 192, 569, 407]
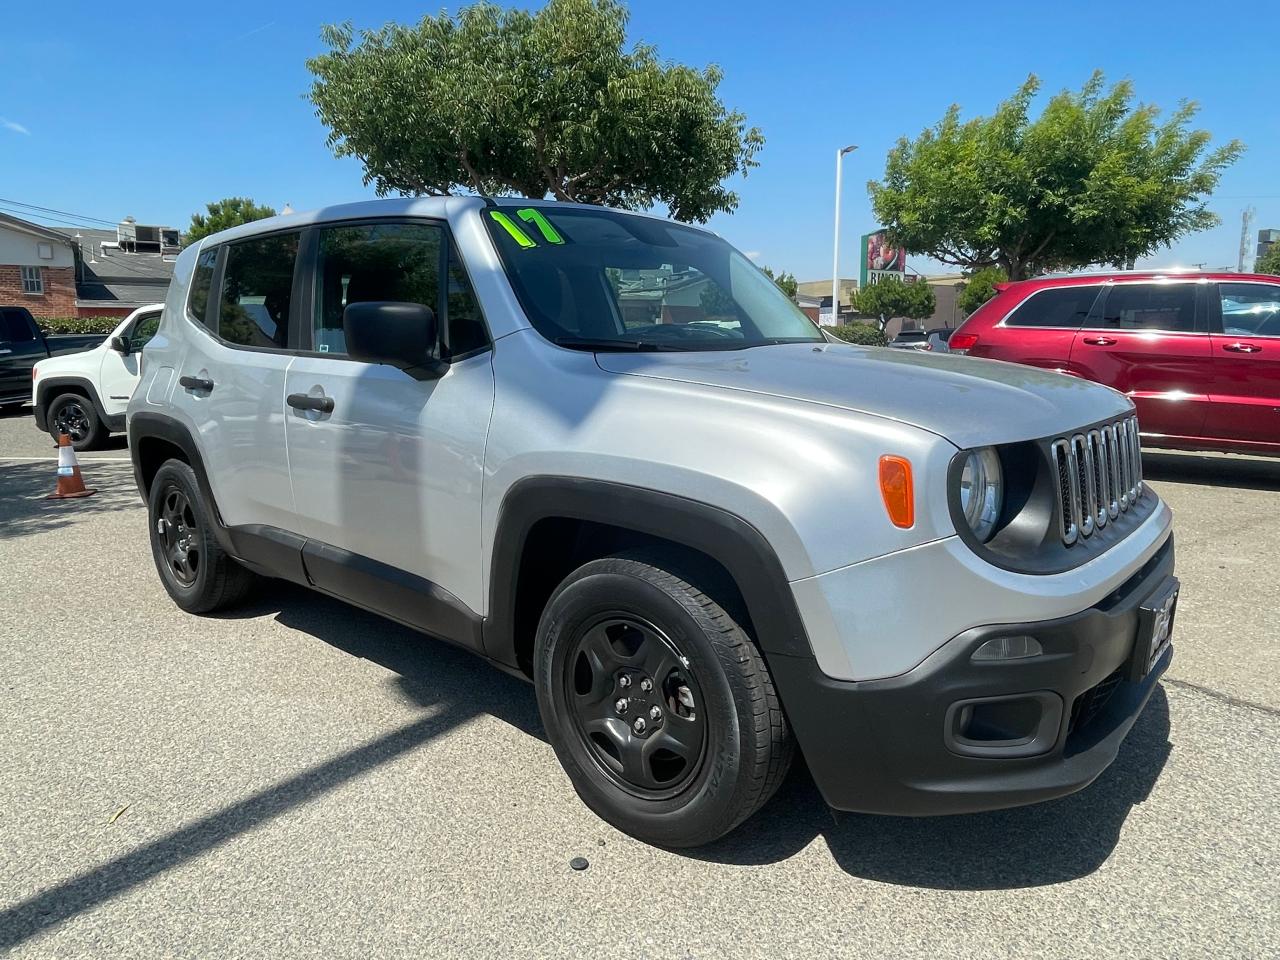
[46, 433, 97, 500]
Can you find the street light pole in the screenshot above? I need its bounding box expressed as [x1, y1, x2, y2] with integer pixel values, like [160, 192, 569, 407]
[831, 144, 858, 325]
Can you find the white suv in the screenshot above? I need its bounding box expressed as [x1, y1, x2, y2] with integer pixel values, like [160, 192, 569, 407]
[128, 199, 1177, 847]
[34, 304, 164, 449]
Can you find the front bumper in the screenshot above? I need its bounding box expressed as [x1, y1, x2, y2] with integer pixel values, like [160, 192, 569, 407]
[772, 535, 1175, 816]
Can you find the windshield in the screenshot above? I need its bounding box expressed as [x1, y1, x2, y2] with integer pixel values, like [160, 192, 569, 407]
[485, 205, 823, 351]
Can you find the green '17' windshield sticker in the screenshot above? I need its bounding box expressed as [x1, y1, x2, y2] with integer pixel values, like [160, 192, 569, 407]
[489, 208, 565, 248]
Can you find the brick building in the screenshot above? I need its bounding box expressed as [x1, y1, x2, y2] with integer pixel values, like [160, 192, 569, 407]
[0, 212, 175, 319]
[0, 213, 78, 316]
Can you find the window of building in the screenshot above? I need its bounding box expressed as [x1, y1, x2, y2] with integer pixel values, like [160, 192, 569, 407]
[20, 266, 43, 295]
[217, 232, 299, 349]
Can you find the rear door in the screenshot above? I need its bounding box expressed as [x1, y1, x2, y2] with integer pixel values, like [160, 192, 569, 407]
[0, 309, 47, 399]
[1067, 281, 1212, 440]
[1206, 280, 1280, 449]
[982, 284, 1103, 370]
[282, 219, 494, 632]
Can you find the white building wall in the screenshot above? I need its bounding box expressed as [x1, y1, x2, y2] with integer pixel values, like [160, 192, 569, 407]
[0, 225, 75, 268]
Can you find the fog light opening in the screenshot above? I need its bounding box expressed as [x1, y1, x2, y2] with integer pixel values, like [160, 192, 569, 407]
[956, 697, 1042, 744]
[971, 635, 1043, 662]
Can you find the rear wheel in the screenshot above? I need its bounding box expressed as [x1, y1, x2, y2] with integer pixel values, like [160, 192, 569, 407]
[47, 392, 104, 451]
[147, 460, 256, 613]
[534, 551, 793, 847]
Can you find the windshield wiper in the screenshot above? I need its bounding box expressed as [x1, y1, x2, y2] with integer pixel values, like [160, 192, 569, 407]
[554, 337, 689, 352]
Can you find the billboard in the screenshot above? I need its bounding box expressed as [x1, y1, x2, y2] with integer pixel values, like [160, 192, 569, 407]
[860, 230, 907, 287]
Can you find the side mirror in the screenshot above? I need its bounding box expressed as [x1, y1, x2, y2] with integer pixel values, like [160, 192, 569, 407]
[111, 335, 131, 355]
[343, 301, 444, 380]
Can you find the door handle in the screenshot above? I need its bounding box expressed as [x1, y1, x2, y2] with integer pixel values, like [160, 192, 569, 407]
[1222, 342, 1261, 353]
[179, 375, 214, 391]
[1081, 336, 1117, 346]
[287, 392, 334, 413]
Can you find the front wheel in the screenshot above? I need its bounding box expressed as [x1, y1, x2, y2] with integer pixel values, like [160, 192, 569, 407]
[47, 392, 104, 450]
[534, 552, 793, 847]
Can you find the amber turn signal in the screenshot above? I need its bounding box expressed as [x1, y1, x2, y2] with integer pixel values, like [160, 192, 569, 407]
[879, 455, 914, 529]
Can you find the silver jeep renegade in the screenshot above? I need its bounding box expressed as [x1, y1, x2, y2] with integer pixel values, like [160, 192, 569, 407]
[129, 198, 1177, 847]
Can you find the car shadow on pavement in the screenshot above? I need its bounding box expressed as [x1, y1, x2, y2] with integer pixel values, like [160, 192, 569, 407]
[1142, 451, 1280, 491]
[0, 460, 140, 541]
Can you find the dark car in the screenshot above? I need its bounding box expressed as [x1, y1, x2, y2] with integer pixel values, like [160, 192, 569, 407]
[949, 270, 1280, 456]
[0, 307, 106, 408]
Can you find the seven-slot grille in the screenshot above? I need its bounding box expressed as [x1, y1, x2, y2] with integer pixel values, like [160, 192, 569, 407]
[1050, 416, 1143, 546]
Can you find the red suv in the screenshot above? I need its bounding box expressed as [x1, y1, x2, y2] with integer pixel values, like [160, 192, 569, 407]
[950, 271, 1280, 456]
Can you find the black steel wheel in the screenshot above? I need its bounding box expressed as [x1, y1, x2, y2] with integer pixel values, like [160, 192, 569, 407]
[146, 460, 256, 613]
[47, 392, 103, 450]
[535, 550, 793, 848]
[565, 615, 707, 800]
[157, 486, 200, 585]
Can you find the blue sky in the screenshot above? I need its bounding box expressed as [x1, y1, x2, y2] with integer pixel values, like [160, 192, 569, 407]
[2, 0, 1277, 280]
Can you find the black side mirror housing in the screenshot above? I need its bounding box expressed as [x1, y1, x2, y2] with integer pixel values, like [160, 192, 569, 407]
[110, 335, 131, 355]
[342, 301, 444, 380]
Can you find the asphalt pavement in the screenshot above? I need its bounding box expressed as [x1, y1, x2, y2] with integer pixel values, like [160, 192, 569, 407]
[1, 407, 1277, 959]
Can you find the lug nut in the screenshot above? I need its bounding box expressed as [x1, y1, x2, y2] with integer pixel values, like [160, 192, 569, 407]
[649, 706, 661, 721]
[618, 675, 631, 689]
[632, 717, 646, 734]
[639, 678, 653, 692]
[614, 698, 628, 714]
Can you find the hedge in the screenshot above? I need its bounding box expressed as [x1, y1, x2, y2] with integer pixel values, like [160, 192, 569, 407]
[35, 316, 123, 335]
[827, 323, 888, 346]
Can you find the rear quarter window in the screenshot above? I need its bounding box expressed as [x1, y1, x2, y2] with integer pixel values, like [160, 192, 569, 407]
[187, 248, 218, 328]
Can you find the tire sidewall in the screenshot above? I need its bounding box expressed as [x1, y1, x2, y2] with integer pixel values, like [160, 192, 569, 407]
[147, 462, 217, 610]
[535, 565, 751, 847]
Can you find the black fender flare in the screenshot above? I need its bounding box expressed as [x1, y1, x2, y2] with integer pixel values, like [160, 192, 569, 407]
[35, 376, 119, 432]
[482, 477, 816, 669]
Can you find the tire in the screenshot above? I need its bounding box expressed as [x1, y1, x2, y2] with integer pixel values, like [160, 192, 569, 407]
[534, 550, 793, 848]
[147, 460, 256, 613]
[47, 392, 104, 451]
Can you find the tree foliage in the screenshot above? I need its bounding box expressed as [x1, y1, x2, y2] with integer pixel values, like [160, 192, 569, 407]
[1256, 244, 1280, 277]
[828, 323, 888, 346]
[185, 197, 276, 247]
[868, 73, 1243, 280]
[853, 278, 936, 329]
[306, 0, 763, 222]
[761, 266, 798, 298]
[957, 266, 1008, 315]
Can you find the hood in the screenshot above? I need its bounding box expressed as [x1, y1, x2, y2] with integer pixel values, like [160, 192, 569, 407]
[595, 342, 1132, 449]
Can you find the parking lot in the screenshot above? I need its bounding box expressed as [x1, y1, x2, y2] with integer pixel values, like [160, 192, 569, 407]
[1, 406, 1277, 959]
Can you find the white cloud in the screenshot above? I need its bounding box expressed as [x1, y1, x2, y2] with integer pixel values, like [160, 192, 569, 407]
[1, 117, 30, 135]
[743, 250, 762, 261]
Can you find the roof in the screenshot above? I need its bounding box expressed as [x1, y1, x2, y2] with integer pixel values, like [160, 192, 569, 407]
[1005, 270, 1280, 290]
[46, 227, 175, 307]
[0, 211, 75, 245]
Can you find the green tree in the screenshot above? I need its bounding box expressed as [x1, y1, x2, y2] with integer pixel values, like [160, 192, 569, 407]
[306, 0, 763, 223]
[185, 197, 276, 247]
[1257, 244, 1280, 276]
[828, 323, 888, 346]
[957, 266, 1008, 315]
[761, 266, 799, 298]
[853, 278, 936, 330]
[868, 73, 1243, 280]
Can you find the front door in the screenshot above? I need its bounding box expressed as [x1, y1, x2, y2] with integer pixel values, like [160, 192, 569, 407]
[1067, 281, 1213, 441]
[283, 220, 494, 634]
[1206, 280, 1280, 449]
[98, 308, 161, 416]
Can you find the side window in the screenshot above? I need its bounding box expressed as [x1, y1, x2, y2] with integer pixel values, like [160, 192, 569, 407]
[187, 248, 218, 327]
[130, 311, 162, 349]
[444, 249, 489, 359]
[1218, 283, 1280, 337]
[313, 222, 442, 357]
[1005, 286, 1101, 328]
[218, 233, 299, 348]
[1096, 283, 1197, 333]
[1, 310, 37, 342]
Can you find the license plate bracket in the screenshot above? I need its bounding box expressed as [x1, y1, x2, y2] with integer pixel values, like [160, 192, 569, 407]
[1129, 576, 1179, 682]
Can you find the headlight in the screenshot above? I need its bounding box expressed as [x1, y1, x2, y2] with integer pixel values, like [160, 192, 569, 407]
[958, 447, 1003, 542]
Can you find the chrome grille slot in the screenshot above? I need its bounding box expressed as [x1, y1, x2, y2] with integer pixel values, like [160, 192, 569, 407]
[1051, 415, 1143, 546]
